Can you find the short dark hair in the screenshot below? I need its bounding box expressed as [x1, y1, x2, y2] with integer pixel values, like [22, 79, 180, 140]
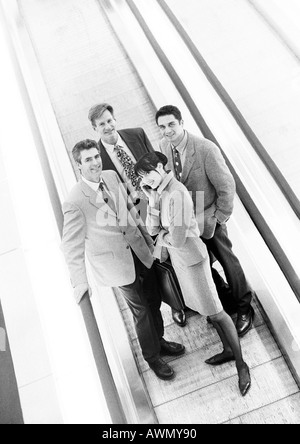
[134, 151, 168, 176]
[88, 103, 115, 128]
[155, 105, 182, 124]
[72, 139, 99, 164]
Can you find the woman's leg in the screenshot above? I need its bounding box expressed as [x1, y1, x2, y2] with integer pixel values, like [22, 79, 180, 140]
[207, 310, 251, 396]
[208, 311, 242, 365]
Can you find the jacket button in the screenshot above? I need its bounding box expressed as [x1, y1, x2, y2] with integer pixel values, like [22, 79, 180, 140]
[126, 245, 130, 249]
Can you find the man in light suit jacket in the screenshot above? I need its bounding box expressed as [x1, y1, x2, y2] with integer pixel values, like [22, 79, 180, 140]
[61, 139, 185, 380]
[156, 105, 255, 337]
[88, 103, 186, 327]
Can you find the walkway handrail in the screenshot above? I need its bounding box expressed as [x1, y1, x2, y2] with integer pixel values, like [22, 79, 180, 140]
[0, 0, 127, 424]
[247, 0, 300, 63]
[79, 293, 127, 424]
[156, 0, 300, 220]
[126, 0, 300, 302]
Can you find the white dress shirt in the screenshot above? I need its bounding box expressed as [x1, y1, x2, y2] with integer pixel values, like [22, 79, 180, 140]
[81, 176, 116, 212]
[82, 176, 100, 192]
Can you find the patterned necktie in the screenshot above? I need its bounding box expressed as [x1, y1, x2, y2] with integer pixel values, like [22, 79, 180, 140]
[98, 182, 116, 213]
[172, 146, 183, 181]
[114, 144, 140, 188]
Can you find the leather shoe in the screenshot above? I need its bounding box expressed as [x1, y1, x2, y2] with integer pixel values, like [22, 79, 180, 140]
[149, 358, 175, 380]
[236, 306, 255, 337]
[160, 338, 185, 356]
[205, 351, 235, 366]
[171, 308, 187, 327]
[238, 363, 251, 396]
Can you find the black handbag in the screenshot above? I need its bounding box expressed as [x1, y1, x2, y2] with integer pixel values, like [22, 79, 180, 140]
[154, 258, 185, 311]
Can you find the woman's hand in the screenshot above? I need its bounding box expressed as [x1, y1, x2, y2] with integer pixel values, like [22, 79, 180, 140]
[141, 184, 160, 207]
[141, 183, 152, 200]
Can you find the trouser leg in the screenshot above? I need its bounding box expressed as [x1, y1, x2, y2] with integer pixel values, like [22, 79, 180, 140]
[210, 266, 238, 314]
[118, 252, 161, 363]
[203, 224, 253, 314]
[205, 240, 238, 314]
[140, 264, 164, 340]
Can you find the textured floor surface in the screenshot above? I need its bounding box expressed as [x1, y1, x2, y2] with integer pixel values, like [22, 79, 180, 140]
[116, 289, 300, 424]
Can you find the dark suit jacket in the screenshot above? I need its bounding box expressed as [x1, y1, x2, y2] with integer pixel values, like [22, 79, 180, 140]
[98, 127, 154, 221]
[98, 127, 154, 178]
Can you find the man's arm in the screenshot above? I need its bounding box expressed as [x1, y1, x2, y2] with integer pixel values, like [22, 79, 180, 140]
[205, 142, 236, 223]
[61, 201, 90, 303]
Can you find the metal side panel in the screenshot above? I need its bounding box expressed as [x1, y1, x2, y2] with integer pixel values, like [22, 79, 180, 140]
[2, 0, 300, 424]
[103, 0, 300, 383]
[1, 0, 157, 424]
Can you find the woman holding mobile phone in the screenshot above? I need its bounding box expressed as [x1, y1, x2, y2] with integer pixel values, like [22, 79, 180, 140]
[134, 151, 251, 396]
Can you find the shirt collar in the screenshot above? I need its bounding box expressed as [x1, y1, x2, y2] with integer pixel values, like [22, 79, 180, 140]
[157, 171, 174, 194]
[101, 133, 124, 154]
[81, 175, 101, 192]
[172, 130, 188, 155]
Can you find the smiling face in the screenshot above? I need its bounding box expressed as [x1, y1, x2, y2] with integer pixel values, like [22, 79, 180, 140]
[93, 109, 118, 145]
[140, 163, 165, 189]
[157, 114, 184, 145]
[78, 148, 102, 183]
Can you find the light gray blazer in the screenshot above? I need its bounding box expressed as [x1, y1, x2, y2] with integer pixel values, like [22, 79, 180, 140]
[146, 173, 222, 315]
[146, 172, 207, 270]
[160, 132, 236, 239]
[61, 170, 154, 290]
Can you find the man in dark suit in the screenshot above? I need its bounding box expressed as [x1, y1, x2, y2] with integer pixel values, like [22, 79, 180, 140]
[88, 103, 186, 328]
[156, 105, 255, 337]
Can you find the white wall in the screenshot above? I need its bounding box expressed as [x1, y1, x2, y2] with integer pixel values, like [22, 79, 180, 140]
[0, 5, 111, 424]
[18, 0, 161, 176]
[166, 0, 300, 200]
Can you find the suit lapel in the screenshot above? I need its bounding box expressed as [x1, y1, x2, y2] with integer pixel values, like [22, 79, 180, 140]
[80, 180, 116, 217]
[98, 140, 121, 176]
[181, 134, 195, 183]
[101, 173, 119, 211]
[162, 136, 195, 183]
[119, 129, 143, 160]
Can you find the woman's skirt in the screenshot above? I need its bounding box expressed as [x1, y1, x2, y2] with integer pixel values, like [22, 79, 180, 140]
[170, 252, 223, 317]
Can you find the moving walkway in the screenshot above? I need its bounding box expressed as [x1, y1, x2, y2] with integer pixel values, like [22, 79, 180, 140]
[1, 0, 300, 424]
